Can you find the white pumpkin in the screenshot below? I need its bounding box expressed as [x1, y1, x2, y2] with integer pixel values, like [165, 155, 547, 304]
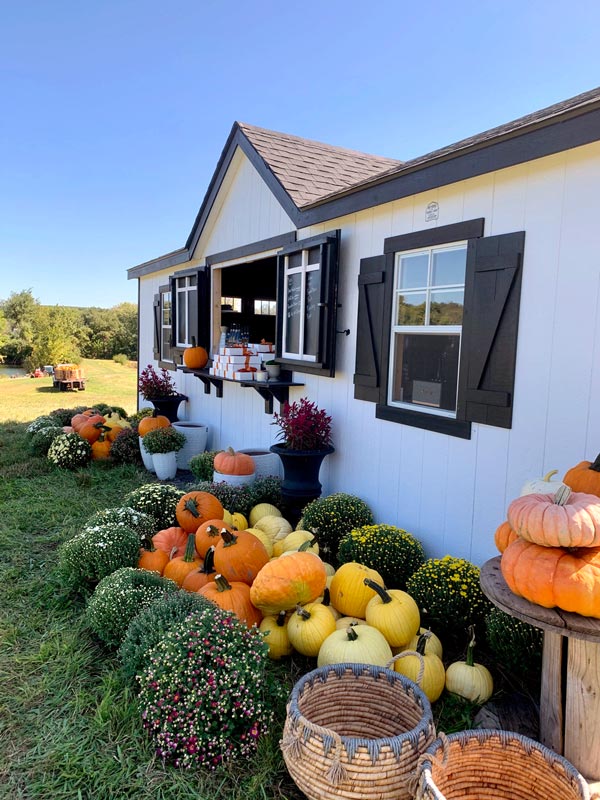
[254, 514, 293, 542]
[272, 530, 319, 557]
[520, 469, 566, 496]
[249, 503, 282, 527]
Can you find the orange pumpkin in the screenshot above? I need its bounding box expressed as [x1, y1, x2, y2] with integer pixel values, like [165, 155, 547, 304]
[213, 529, 270, 585]
[79, 421, 106, 444]
[138, 536, 170, 575]
[199, 574, 263, 628]
[181, 546, 217, 592]
[152, 526, 189, 558]
[195, 518, 235, 558]
[507, 487, 600, 548]
[175, 491, 224, 533]
[183, 337, 209, 370]
[494, 520, 518, 553]
[213, 447, 255, 476]
[138, 412, 171, 438]
[249, 551, 327, 614]
[163, 533, 202, 587]
[564, 454, 600, 497]
[91, 437, 112, 460]
[501, 537, 600, 618]
[105, 424, 126, 443]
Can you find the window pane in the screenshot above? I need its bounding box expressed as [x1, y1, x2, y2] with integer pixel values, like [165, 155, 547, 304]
[288, 251, 302, 269]
[189, 274, 197, 287]
[304, 269, 320, 357]
[397, 292, 426, 325]
[399, 253, 429, 289]
[285, 272, 301, 353]
[391, 333, 460, 412]
[162, 293, 171, 325]
[178, 298, 187, 343]
[188, 290, 198, 345]
[432, 248, 466, 286]
[430, 290, 464, 325]
[307, 246, 320, 266]
[162, 328, 171, 359]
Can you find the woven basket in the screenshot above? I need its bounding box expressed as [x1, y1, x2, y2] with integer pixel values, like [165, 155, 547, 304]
[281, 662, 435, 800]
[414, 730, 597, 800]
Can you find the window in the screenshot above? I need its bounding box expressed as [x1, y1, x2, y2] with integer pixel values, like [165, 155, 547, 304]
[354, 219, 525, 438]
[254, 299, 276, 316]
[175, 274, 198, 347]
[153, 286, 174, 367]
[389, 243, 466, 417]
[222, 296, 242, 313]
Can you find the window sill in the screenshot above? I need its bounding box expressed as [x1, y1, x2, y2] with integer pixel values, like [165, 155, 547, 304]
[178, 367, 304, 414]
[376, 403, 472, 439]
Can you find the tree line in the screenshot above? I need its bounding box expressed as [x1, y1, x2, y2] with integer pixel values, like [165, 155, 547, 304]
[0, 290, 137, 371]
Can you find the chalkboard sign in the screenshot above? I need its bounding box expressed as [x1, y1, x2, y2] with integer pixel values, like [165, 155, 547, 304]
[285, 273, 301, 354]
[304, 268, 321, 357]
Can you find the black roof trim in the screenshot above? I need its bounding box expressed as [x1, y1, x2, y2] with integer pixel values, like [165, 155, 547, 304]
[127, 247, 190, 279]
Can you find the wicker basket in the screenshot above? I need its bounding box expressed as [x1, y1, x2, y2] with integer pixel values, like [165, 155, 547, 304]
[280, 662, 435, 800]
[414, 730, 597, 800]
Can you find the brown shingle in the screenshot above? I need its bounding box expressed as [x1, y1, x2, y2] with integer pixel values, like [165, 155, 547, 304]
[237, 122, 401, 207]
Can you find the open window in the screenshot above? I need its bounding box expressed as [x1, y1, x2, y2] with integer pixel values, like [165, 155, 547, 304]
[353, 219, 525, 438]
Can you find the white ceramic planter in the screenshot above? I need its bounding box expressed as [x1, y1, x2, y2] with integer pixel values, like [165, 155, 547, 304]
[212, 470, 256, 487]
[238, 449, 281, 479]
[153, 451, 178, 480]
[139, 436, 155, 472]
[172, 422, 209, 470]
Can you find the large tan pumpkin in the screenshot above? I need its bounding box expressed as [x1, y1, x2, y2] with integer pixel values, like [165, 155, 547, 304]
[507, 487, 600, 548]
[249, 551, 327, 614]
[501, 536, 600, 618]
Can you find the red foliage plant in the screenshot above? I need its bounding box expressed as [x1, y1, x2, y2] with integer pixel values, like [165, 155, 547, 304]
[272, 397, 332, 451]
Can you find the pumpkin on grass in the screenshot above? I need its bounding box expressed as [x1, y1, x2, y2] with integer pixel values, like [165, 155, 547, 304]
[181, 546, 217, 592]
[176, 491, 224, 533]
[214, 447, 255, 476]
[152, 526, 188, 558]
[79, 421, 109, 445]
[199, 574, 262, 628]
[91, 436, 112, 460]
[392, 631, 445, 702]
[138, 535, 170, 575]
[163, 533, 202, 587]
[250, 551, 327, 614]
[287, 602, 336, 657]
[259, 611, 293, 659]
[501, 536, 600, 618]
[138, 412, 171, 438]
[507, 486, 600, 548]
[213, 529, 270, 585]
[445, 626, 493, 703]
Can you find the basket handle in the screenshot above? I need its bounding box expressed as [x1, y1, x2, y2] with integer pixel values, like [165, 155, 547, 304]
[409, 732, 450, 797]
[281, 716, 348, 786]
[385, 649, 426, 686]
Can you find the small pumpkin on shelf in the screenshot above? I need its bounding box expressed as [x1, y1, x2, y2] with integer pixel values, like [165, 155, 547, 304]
[182, 336, 209, 370]
[445, 626, 494, 703]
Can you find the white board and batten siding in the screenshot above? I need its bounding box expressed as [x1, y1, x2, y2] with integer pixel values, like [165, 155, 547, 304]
[138, 141, 600, 566]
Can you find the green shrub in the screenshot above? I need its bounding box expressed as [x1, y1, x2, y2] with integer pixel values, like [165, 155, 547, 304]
[109, 427, 143, 465]
[190, 480, 255, 516]
[29, 425, 65, 456]
[83, 506, 157, 541]
[113, 353, 128, 365]
[248, 476, 283, 508]
[86, 567, 179, 648]
[138, 606, 286, 768]
[301, 492, 374, 562]
[25, 415, 56, 437]
[94, 402, 129, 419]
[47, 432, 92, 469]
[337, 524, 426, 589]
[406, 556, 493, 644]
[123, 483, 184, 530]
[49, 406, 86, 426]
[189, 450, 218, 482]
[485, 608, 543, 681]
[118, 591, 213, 682]
[128, 407, 154, 426]
[59, 522, 141, 591]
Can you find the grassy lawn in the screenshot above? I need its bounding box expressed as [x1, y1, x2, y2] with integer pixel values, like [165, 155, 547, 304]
[0, 358, 140, 421]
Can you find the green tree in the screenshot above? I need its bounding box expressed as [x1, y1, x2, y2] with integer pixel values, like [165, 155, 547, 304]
[1, 289, 39, 364]
[24, 306, 81, 371]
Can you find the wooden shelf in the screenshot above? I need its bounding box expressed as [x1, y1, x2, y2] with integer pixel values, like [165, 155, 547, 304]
[178, 367, 303, 414]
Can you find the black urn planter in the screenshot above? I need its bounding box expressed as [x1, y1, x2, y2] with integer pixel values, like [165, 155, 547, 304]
[269, 443, 334, 525]
[149, 393, 187, 422]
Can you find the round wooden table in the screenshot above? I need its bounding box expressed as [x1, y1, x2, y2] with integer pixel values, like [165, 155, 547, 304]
[480, 557, 600, 783]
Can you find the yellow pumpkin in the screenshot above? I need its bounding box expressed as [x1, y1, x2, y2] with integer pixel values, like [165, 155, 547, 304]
[287, 602, 336, 657]
[329, 562, 384, 618]
[400, 627, 443, 659]
[317, 623, 392, 667]
[245, 527, 274, 557]
[230, 512, 248, 530]
[273, 530, 319, 557]
[259, 611, 293, 659]
[392, 632, 446, 703]
[364, 579, 420, 648]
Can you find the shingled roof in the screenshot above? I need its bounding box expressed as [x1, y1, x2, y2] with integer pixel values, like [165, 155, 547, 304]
[237, 122, 401, 208]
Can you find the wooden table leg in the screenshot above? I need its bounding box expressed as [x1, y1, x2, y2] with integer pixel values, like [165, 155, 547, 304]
[565, 638, 600, 781]
[540, 631, 564, 754]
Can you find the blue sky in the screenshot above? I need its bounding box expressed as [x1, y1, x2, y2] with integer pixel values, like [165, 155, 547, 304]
[1, 0, 599, 308]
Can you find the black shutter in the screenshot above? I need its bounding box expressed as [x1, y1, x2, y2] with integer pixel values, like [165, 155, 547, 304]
[457, 231, 525, 428]
[353, 254, 388, 402]
[197, 266, 211, 351]
[152, 294, 161, 359]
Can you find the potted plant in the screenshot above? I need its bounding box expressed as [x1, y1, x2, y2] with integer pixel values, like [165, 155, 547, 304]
[141, 426, 186, 480]
[269, 397, 334, 522]
[264, 359, 281, 380]
[137, 364, 188, 421]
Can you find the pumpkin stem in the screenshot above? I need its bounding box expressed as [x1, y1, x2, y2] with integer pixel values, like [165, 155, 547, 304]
[322, 586, 332, 607]
[297, 538, 314, 552]
[184, 498, 201, 518]
[276, 610, 287, 627]
[169, 546, 178, 560]
[416, 631, 431, 656]
[227, 446, 236, 456]
[295, 604, 311, 620]
[183, 532, 197, 562]
[466, 625, 476, 667]
[542, 469, 558, 482]
[345, 626, 359, 641]
[590, 453, 600, 472]
[202, 546, 216, 574]
[363, 577, 392, 603]
[214, 574, 232, 592]
[220, 529, 238, 547]
[140, 535, 156, 552]
[553, 485, 572, 506]
[190, 336, 197, 348]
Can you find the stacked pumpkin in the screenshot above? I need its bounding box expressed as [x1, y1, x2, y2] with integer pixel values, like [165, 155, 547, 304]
[68, 407, 131, 460]
[498, 465, 600, 618]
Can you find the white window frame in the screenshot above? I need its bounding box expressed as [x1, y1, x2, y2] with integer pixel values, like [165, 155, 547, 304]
[175, 275, 197, 347]
[388, 241, 467, 419]
[282, 247, 320, 362]
[160, 289, 174, 363]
